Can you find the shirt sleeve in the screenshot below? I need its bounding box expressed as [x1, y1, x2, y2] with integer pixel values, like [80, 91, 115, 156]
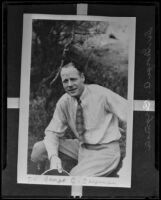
[104, 89, 128, 123]
[43, 100, 68, 159]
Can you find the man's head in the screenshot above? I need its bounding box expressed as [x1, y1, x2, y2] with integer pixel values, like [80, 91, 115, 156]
[60, 62, 85, 98]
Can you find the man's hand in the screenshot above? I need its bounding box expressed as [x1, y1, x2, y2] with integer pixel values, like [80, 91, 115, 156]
[50, 155, 62, 173]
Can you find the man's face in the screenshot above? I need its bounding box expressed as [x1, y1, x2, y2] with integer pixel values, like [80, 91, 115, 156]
[60, 65, 85, 98]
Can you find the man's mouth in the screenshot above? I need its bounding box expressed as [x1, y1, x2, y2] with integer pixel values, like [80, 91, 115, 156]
[68, 88, 77, 93]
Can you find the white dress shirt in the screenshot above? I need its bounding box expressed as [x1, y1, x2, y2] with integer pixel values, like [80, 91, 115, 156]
[43, 84, 127, 159]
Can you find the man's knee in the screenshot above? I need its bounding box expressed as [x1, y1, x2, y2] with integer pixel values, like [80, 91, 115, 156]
[31, 141, 48, 163]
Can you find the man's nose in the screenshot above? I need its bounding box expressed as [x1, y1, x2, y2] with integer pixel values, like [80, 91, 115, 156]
[68, 80, 73, 87]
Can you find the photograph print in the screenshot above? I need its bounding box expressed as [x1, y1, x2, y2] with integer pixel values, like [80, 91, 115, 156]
[18, 14, 136, 187]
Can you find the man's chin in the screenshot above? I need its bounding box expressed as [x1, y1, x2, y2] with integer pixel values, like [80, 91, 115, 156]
[67, 91, 78, 97]
[69, 93, 78, 97]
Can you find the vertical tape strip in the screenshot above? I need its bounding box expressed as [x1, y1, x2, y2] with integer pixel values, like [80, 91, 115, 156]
[71, 185, 83, 198]
[70, 3, 88, 198]
[77, 4, 88, 15]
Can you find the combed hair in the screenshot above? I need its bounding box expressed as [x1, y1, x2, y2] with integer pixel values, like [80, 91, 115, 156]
[62, 57, 85, 74]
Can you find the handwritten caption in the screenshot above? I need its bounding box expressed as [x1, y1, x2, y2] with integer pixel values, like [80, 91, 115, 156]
[27, 175, 118, 187]
[142, 27, 154, 152]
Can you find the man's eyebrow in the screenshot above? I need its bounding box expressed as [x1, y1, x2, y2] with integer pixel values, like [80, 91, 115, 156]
[62, 78, 68, 82]
[62, 77, 78, 82]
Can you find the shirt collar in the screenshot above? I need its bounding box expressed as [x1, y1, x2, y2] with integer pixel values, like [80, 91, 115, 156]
[69, 84, 88, 103]
[79, 84, 88, 102]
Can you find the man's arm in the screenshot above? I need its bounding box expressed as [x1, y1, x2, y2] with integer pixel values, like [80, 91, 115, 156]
[105, 89, 128, 123]
[43, 131, 62, 172]
[43, 100, 67, 172]
[43, 131, 59, 160]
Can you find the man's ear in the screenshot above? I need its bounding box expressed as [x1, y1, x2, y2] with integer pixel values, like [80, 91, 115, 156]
[81, 73, 85, 82]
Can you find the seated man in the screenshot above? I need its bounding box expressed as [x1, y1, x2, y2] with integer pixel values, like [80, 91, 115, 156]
[31, 61, 127, 176]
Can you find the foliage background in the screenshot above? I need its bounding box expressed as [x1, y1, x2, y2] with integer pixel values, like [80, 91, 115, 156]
[28, 19, 129, 174]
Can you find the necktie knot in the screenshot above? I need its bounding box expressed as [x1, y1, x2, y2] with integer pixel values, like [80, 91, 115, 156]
[77, 98, 81, 105]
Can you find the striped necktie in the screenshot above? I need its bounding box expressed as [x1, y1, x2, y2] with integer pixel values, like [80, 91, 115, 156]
[76, 98, 85, 136]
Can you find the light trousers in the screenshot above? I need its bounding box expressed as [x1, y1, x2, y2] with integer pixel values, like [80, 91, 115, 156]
[31, 138, 121, 177]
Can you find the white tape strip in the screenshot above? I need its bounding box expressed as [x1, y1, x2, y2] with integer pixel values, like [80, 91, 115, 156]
[71, 185, 83, 198]
[7, 98, 155, 112]
[77, 4, 88, 15]
[134, 100, 155, 111]
[7, 98, 20, 109]
[70, 3, 88, 198]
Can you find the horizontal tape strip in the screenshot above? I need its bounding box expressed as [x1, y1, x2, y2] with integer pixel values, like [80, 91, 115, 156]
[134, 100, 155, 112]
[7, 98, 20, 109]
[7, 98, 155, 111]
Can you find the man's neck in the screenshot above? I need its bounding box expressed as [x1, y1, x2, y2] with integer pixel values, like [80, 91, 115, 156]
[78, 85, 85, 99]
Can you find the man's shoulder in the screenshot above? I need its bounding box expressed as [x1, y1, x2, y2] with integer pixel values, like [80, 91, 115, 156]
[87, 84, 109, 94]
[57, 93, 70, 106]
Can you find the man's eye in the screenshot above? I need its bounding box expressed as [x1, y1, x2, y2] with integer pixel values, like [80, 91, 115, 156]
[63, 80, 68, 83]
